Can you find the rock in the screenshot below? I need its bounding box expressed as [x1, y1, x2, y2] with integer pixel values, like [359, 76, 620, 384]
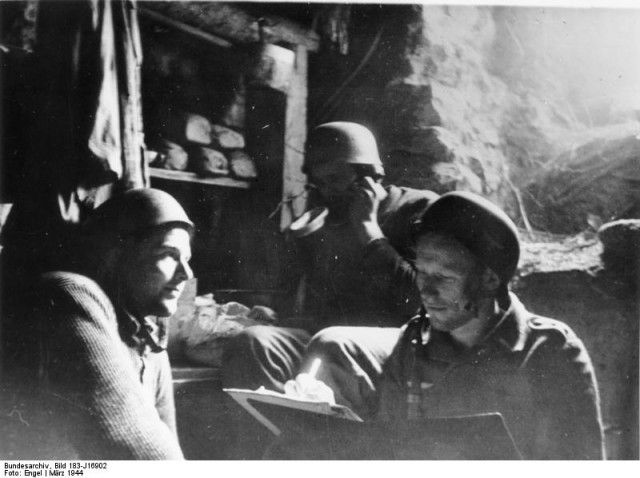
[431, 162, 483, 194]
[384, 127, 484, 195]
[515, 231, 602, 279]
[589, 219, 640, 299]
[211, 124, 245, 150]
[598, 219, 640, 272]
[191, 147, 229, 177]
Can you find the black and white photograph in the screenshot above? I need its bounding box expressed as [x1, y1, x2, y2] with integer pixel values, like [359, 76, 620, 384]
[0, 0, 638, 471]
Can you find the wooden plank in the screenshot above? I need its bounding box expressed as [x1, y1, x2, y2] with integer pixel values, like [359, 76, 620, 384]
[149, 168, 251, 189]
[143, 1, 320, 51]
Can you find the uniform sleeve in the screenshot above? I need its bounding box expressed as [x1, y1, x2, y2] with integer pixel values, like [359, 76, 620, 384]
[374, 322, 414, 422]
[361, 238, 421, 323]
[526, 322, 605, 460]
[275, 234, 308, 317]
[360, 189, 436, 323]
[40, 273, 184, 460]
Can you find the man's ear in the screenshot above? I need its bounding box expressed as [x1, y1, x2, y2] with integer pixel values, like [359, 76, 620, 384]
[480, 267, 501, 294]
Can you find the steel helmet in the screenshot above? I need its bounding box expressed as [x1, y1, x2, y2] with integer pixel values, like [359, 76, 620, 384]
[413, 191, 520, 286]
[303, 122, 384, 175]
[84, 188, 194, 239]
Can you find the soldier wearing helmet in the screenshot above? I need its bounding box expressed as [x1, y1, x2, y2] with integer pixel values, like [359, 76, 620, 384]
[223, 122, 438, 420]
[6, 189, 192, 459]
[301, 121, 385, 220]
[263, 193, 604, 460]
[377, 191, 605, 459]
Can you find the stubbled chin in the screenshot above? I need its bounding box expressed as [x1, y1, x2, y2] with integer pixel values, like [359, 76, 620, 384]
[429, 317, 449, 331]
[428, 311, 458, 331]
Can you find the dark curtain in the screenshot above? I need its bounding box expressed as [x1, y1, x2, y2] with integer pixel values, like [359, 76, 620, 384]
[1, 0, 147, 374]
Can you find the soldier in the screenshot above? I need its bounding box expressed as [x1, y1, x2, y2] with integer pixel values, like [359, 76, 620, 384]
[377, 191, 605, 459]
[5, 189, 193, 459]
[223, 122, 438, 417]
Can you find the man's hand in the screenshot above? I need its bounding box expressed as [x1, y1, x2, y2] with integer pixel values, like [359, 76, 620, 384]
[349, 176, 387, 245]
[283, 359, 336, 404]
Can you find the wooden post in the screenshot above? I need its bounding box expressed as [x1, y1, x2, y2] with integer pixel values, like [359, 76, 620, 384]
[282, 45, 308, 230]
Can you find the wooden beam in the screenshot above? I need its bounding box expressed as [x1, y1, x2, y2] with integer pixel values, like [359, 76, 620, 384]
[138, 7, 233, 49]
[142, 1, 320, 51]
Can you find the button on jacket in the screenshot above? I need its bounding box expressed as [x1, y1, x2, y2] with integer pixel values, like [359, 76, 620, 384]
[377, 293, 605, 460]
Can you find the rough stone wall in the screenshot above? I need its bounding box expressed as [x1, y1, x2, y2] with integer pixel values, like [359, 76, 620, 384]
[310, 4, 569, 221]
[311, 5, 639, 229]
[382, 5, 516, 212]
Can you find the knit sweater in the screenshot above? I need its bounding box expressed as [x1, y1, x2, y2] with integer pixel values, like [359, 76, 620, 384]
[31, 271, 184, 460]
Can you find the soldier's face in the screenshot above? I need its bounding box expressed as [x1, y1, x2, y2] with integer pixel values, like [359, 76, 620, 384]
[308, 161, 359, 209]
[414, 233, 485, 332]
[118, 227, 193, 318]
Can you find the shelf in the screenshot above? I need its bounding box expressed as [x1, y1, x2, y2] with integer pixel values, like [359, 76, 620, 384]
[149, 168, 252, 189]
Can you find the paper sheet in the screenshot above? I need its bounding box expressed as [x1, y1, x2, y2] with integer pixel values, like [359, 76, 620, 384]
[223, 387, 363, 436]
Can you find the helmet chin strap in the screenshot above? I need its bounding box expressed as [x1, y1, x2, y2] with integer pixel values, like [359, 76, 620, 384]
[463, 269, 501, 317]
[463, 295, 501, 328]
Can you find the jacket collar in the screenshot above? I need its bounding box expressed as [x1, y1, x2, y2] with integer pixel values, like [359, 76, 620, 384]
[493, 292, 530, 353]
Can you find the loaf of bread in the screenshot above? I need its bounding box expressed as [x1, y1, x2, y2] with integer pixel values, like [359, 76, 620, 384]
[192, 147, 230, 177]
[184, 113, 213, 145]
[211, 124, 245, 150]
[228, 150, 258, 179]
[150, 139, 189, 171]
[159, 111, 212, 145]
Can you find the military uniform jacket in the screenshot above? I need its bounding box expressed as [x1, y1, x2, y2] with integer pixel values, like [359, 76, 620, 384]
[377, 293, 605, 460]
[293, 185, 438, 328]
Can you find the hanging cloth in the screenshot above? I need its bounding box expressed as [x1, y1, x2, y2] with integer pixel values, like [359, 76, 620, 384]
[1, 0, 148, 279]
